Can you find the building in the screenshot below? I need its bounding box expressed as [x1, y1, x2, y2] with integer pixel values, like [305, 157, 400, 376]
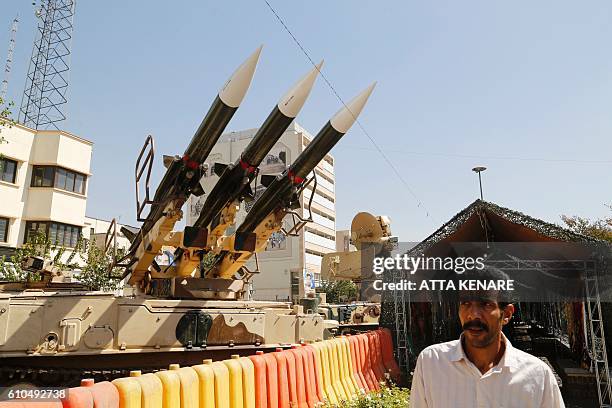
[0, 123, 132, 262]
[0, 123, 92, 258]
[82, 216, 134, 253]
[336, 230, 356, 252]
[187, 122, 337, 301]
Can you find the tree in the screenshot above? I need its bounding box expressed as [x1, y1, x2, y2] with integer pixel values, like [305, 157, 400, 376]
[0, 232, 123, 291]
[0, 96, 16, 165]
[319, 279, 358, 303]
[561, 204, 612, 242]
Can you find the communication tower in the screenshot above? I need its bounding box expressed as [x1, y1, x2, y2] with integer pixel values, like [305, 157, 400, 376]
[19, 0, 75, 129]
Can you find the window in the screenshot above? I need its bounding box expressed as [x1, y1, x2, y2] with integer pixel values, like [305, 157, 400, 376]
[25, 221, 81, 247]
[31, 166, 86, 194]
[0, 218, 8, 242]
[0, 158, 17, 183]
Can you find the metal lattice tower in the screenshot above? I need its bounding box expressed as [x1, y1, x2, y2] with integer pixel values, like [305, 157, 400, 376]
[1, 16, 19, 102]
[19, 0, 75, 130]
[584, 261, 612, 408]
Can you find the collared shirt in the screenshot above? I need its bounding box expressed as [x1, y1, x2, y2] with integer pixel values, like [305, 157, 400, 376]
[410, 333, 565, 408]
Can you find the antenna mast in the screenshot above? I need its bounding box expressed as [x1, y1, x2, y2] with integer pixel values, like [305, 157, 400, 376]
[0, 16, 19, 102]
[19, 0, 76, 130]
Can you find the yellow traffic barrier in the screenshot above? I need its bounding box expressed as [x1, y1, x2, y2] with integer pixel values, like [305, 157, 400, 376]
[192, 360, 215, 408]
[130, 371, 163, 408]
[341, 336, 363, 395]
[111, 377, 141, 408]
[324, 340, 347, 401]
[333, 339, 356, 399]
[234, 356, 256, 408]
[311, 343, 335, 405]
[211, 361, 231, 408]
[223, 357, 244, 408]
[169, 364, 199, 408]
[156, 367, 181, 408]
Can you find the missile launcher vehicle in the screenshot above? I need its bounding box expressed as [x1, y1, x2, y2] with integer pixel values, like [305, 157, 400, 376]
[0, 48, 375, 386]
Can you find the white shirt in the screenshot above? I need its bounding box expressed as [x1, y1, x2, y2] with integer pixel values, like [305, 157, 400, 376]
[410, 333, 565, 408]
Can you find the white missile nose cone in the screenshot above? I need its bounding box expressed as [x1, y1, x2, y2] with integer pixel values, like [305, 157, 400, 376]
[330, 82, 376, 134]
[219, 45, 263, 108]
[277, 60, 324, 118]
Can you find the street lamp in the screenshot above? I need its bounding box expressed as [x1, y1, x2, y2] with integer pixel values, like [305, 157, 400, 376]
[472, 166, 487, 201]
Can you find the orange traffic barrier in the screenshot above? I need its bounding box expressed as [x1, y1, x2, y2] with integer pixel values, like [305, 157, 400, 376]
[302, 345, 324, 405]
[283, 348, 302, 408]
[368, 332, 386, 382]
[211, 361, 231, 408]
[272, 348, 290, 408]
[130, 371, 163, 408]
[378, 328, 402, 382]
[248, 351, 268, 408]
[288, 346, 311, 408]
[358, 334, 379, 391]
[346, 336, 367, 393]
[62, 379, 94, 408]
[0, 402, 63, 408]
[262, 351, 279, 408]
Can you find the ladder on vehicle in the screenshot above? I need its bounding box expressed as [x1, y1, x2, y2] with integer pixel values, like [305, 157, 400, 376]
[584, 260, 612, 408]
[392, 267, 411, 374]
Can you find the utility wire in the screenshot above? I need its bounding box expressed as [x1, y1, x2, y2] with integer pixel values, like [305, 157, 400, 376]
[338, 145, 612, 164]
[263, 0, 435, 222]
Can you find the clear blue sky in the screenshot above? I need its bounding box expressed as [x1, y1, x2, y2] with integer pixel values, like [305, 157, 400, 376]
[2, 1, 611, 241]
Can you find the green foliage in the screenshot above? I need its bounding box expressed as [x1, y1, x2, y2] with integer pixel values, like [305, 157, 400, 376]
[561, 204, 612, 242]
[0, 231, 66, 282]
[319, 280, 358, 303]
[74, 239, 125, 291]
[0, 95, 15, 138]
[323, 385, 410, 408]
[0, 231, 124, 291]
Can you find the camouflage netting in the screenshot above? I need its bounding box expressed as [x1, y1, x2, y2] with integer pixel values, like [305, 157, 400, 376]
[380, 199, 603, 373]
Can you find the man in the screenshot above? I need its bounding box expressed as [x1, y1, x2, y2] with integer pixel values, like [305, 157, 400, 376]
[410, 292, 565, 407]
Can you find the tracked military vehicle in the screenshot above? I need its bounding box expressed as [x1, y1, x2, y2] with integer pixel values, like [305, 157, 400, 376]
[318, 212, 397, 332]
[0, 47, 375, 386]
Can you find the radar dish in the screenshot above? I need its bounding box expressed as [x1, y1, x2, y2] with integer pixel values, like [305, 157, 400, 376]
[350, 212, 383, 250]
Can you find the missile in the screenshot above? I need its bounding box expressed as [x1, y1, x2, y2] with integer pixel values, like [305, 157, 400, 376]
[234, 82, 376, 242]
[193, 61, 323, 230]
[127, 47, 262, 258]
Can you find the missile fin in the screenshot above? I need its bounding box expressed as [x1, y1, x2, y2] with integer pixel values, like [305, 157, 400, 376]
[213, 162, 228, 177]
[242, 184, 255, 201]
[218, 45, 263, 108]
[121, 226, 137, 242]
[289, 193, 301, 209]
[260, 174, 277, 187]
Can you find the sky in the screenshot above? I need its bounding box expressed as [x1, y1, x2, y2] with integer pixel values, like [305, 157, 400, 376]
[1, 1, 611, 242]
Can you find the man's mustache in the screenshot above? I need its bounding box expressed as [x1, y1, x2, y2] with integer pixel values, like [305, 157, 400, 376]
[463, 320, 489, 332]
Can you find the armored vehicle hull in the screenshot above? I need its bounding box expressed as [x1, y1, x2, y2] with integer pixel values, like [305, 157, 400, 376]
[0, 288, 323, 386]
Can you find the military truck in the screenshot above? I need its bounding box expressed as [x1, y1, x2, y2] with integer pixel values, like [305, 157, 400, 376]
[0, 48, 375, 386]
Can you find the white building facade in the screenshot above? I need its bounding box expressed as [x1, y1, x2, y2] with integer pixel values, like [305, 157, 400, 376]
[187, 122, 337, 301]
[0, 123, 92, 257]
